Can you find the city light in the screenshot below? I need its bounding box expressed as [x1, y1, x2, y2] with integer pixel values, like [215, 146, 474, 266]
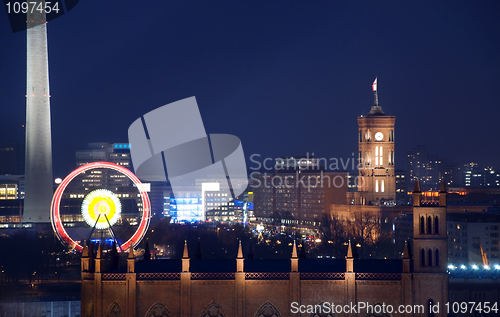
[447, 263, 500, 272]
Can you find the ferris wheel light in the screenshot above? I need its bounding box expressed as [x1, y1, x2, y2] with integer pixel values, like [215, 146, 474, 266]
[50, 161, 151, 252]
[81, 189, 122, 229]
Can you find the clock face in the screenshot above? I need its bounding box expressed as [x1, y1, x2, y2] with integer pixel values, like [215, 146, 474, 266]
[375, 132, 384, 141]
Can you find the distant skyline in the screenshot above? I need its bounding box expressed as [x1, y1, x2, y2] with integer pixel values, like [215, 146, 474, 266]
[1, 1, 499, 178]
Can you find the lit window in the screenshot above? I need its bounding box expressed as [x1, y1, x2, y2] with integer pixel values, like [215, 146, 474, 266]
[375, 180, 379, 192]
[374, 146, 383, 165]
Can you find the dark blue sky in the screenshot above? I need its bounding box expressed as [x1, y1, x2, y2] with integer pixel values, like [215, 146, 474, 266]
[1, 1, 500, 178]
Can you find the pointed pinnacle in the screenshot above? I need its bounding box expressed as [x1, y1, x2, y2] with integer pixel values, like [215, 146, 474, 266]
[292, 240, 298, 258]
[403, 241, 411, 259]
[81, 241, 89, 258]
[182, 240, 189, 259]
[237, 240, 243, 259]
[413, 180, 421, 193]
[347, 240, 352, 258]
[96, 242, 103, 259]
[440, 181, 447, 193]
[128, 244, 135, 259]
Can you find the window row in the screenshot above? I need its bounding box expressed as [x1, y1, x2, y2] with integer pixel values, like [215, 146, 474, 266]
[419, 216, 440, 235]
[359, 149, 394, 166]
[421, 248, 440, 267]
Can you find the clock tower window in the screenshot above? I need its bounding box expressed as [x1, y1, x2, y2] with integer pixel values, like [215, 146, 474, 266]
[375, 146, 383, 166]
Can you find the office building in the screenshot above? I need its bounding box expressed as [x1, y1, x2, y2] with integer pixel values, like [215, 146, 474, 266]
[447, 212, 500, 265]
[252, 163, 349, 225]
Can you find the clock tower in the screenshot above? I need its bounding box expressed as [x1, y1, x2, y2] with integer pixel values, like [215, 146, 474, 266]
[356, 79, 396, 205]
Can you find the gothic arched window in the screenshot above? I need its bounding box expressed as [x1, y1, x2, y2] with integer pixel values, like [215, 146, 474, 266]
[421, 248, 425, 267]
[201, 302, 225, 317]
[428, 249, 433, 266]
[145, 302, 171, 317]
[108, 302, 122, 317]
[255, 302, 281, 317]
[434, 216, 439, 234]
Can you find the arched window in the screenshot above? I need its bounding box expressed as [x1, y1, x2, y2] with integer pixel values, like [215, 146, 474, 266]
[434, 216, 439, 234]
[255, 302, 281, 317]
[428, 249, 433, 266]
[420, 216, 425, 234]
[427, 216, 432, 234]
[421, 249, 425, 266]
[108, 302, 122, 317]
[201, 301, 225, 317]
[145, 302, 171, 317]
[435, 249, 440, 267]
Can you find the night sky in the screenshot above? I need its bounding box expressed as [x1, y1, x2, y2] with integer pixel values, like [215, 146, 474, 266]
[1, 1, 500, 178]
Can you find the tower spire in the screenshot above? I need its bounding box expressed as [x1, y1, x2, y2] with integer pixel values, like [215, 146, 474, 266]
[369, 77, 384, 115]
[237, 240, 243, 259]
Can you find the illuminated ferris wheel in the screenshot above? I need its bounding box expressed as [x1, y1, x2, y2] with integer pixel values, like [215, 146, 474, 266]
[50, 162, 151, 252]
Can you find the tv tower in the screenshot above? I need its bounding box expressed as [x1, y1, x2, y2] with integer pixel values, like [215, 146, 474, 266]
[23, 2, 53, 223]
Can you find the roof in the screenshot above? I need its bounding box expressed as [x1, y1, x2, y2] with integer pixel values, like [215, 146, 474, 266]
[367, 105, 385, 116]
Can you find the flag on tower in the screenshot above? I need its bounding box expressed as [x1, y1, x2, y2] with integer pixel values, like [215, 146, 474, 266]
[372, 78, 377, 92]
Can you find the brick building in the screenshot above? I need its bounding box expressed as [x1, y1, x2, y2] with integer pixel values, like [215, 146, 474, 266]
[80, 181, 449, 317]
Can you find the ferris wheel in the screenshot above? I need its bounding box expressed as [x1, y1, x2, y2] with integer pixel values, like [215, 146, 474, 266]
[50, 161, 151, 252]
